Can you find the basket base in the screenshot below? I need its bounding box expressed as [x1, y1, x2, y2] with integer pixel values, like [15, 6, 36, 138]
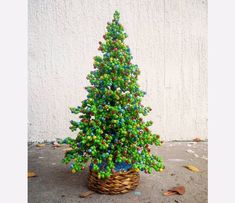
[88, 169, 140, 195]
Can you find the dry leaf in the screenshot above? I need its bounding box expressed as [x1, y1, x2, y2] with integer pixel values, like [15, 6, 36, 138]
[52, 142, 61, 147]
[28, 171, 37, 177]
[193, 138, 202, 142]
[36, 143, 45, 147]
[64, 147, 73, 157]
[163, 186, 185, 196]
[79, 190, 95, 198]
[184, 165, 200, 172]
[64, 147, 72, 152]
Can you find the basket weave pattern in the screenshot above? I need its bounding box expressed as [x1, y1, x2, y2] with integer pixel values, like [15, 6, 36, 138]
[88, 169, 140, 194]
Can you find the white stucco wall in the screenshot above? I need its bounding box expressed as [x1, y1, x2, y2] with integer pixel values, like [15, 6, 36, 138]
[28, 0, 207, 142]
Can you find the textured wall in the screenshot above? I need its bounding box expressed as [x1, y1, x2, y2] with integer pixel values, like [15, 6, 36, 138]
[28, 0, 207, 142]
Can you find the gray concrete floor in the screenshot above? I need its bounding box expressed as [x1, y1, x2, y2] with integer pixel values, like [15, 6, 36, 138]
[28, 142, 208, 203]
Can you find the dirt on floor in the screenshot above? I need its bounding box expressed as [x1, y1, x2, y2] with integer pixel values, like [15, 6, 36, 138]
[28, 141, 208, 203]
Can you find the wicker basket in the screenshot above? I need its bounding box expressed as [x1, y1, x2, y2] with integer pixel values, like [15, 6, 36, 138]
[88, 169, 140, 194]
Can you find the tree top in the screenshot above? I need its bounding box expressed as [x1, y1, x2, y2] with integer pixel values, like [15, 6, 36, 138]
[113, 11, 120, 21]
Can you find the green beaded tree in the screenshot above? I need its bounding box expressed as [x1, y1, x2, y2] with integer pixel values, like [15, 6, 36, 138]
[62, 11, 164, 179]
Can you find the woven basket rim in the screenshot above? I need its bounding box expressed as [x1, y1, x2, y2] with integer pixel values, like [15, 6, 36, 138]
[89, 168, 137, 175]
[88, 168, 140, 194]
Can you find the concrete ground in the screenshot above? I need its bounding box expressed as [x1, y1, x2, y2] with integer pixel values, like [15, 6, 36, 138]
[28, 142, 208, 203]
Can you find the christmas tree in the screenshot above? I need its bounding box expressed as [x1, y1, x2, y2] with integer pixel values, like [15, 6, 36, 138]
[63, 11, 164, 179]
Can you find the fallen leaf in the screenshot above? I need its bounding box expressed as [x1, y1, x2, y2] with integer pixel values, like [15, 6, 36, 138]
[163, 186, 185, 196]
[79, 190, 95, 198]
[184, 165, 200, 172]
[36, 143, 45, 147]
[28, 171, 37, 177]
[64, 147, 72, 152]
[52, 141, 61, 147]
[64, 147, 73, 157]
[193, 138, 202, 142]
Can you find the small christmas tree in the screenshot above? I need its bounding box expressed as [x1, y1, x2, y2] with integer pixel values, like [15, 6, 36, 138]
[63, 11, 164, 179]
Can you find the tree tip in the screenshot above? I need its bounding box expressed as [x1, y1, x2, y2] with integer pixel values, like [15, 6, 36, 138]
[113, 10, 120, 21]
